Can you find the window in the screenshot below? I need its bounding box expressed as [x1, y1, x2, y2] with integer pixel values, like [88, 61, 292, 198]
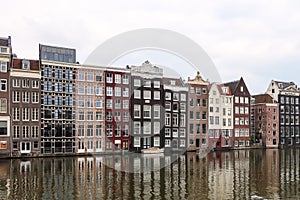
[134, 79, 141, 87]
[106, 99, 112, 109]
[154, 81, 160, 88]
[0, 79, 7, 91]
[115, 124, 121, 137]
[180, 103, 186, 111]
[173, 114, 178, 126]
[202, 111, 207, 120]
[96, 72, 102, 82]
[13, 91, 20, 102]
[54, 109, 62, 119]
[55, 83, 63, 92]
[235, 97, 239, 103]
[202, 99, 207, 107]
[154, 105, 160, 118]
[22, 92, 29, 103]
[66, 70, 73, 80]
[189, 124, 194, 134]
[32, 108, 39, 121]
[144, 90, 151, 99]
[87, 72, 94, 81]
[165, 92, 171, 100]
[78, 98, 84, 108]
[22, 108, 29, 121]
[0, 47, 7, 53]
[180, 129, 186, 137]
[43, 68, 52, 78]
[0, 61, 7, 72]
[123, 100, 129, 109]
[134, 122, 141, 134]
[173, 93, 179, 101]
[180, 93, 186, 101]
[144, 105, 151, 118]
[0, 122, 7, 136]
[123, 88, 129, 97]
[96, 125, 102, 137]
[143, 122, 151, 134]
[165, 139, 171, 147]
[154, 122, 160, 134]
[154, 91, 160, 100]
[87, 125, 94, 137]
[13, 126, 20, 138]
[180, 140, 185, 147]
[165, 128, 171, 137]
[13, 79, 20, 87]
[245, 97, 249, 104]
[78, 112, 84, 121]
[96, 99, 102, 108]
[115, 74, 121, 84]
[32, 80, 39, 88]
[202, 88, 207, 94]
[240, 86, 244, 92]
[22, 126, 30, 138]
[240, 97, 244, 104]
[78, 85, 84, 94]
[165, 102, 171, 110]
[196, 112, 200, 120]
[44, 96, 52, 105]
[180, 114, 186, 126]
[106, 73, 113, 83]
[144, 80, 151, 87]
[65, 97, 72, 106]
[134, 137, 140, 147]
[87, 112, 94, 121]
[106, 87, 113, 96]
[134, 105, 140, 118]
[154, 137, 160, 146]
[134, 90, 141, 99]
[122, 74, 129, 84]
[165, 113, 171, 126]
[123, 112, 129, 122]
[87, 85, 94, 95]
[215, 116, 219, 125]
[115, 87, 121, 96]
[190, 98, 194, 107]
[13, 108, 20, 121]
[173, 129, 178, 137]
[235, 118, 239, 125]
[96, 111, 102, 121]
[78, 71, 85, 81]
[114, 112, 121, 122]
[96, 86, 102, 96]
[55, 69, 62, 79]
[86, 98, 94, 107]
[210, 116, 214, 125]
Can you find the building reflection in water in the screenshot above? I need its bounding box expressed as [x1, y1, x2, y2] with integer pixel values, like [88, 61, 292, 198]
[0, 149, 299, 199]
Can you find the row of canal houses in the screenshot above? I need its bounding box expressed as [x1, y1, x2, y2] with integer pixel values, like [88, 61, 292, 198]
[0, 36, 299, 157]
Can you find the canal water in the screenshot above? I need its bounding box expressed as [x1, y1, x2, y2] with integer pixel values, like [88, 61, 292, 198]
[0, 149, 299, 200]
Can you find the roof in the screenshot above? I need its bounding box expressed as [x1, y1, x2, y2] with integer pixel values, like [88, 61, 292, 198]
[163, 77, 186, 86]
[223, 80, 239, 94]
[274, 80, 296, 90]
[253, 94, 275, 104]
[208, 83, 232, 95]
[13, 58, 40, 71]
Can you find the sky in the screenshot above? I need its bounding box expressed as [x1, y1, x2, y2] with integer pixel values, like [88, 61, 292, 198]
[1, 0, 300, 94]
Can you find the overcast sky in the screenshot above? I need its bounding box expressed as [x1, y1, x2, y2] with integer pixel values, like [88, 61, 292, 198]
[1, 0, 300, 94]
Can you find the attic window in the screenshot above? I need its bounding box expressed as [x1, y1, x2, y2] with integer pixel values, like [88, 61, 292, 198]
[240, 86, 244, 92]
[22, 60, 30, 70]
[222, 87, 228, 94]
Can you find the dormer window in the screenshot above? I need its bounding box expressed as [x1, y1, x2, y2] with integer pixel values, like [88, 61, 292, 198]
[22, 60, 30, 70]
[222, 87, 228, 94]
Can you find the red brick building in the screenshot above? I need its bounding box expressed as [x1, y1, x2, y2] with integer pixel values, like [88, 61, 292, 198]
[253, 94, 279, 148]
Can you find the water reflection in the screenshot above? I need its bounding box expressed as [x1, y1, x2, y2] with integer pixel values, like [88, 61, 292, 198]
[0, 149, 299, 199]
